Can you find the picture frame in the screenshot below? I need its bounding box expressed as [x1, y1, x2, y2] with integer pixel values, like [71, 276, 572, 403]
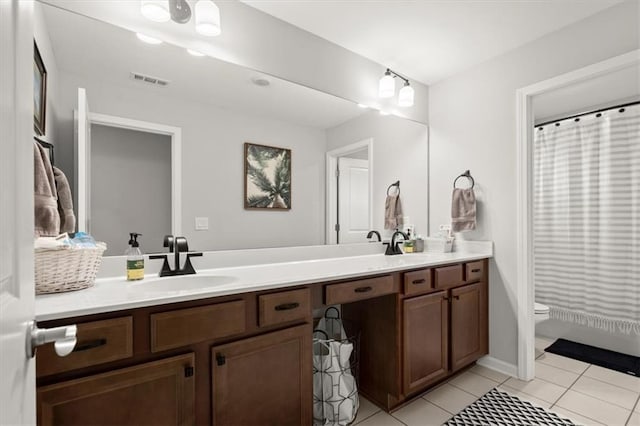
[244, 142, 291, 210]
[34, 40, 47, 136]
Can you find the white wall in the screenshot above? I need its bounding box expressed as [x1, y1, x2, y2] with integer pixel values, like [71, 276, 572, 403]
[43, 0, 429, 123]
[55, 71, 327, 252]
[534, 63, 640, 123]
[428, 0, 640, 367]
[327, 112, 429, 238]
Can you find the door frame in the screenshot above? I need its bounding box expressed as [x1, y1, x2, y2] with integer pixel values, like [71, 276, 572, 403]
[78, 112, 182, 237]
[325, 138, 373, 245]
[515, 49, 640, 380]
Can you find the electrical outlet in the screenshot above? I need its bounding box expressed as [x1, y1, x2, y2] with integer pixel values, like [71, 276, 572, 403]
[439, 224, 451, 231]
[195, 217, 209, 231]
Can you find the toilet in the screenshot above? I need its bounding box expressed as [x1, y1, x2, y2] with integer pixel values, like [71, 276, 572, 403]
[535, 302, 550, 324]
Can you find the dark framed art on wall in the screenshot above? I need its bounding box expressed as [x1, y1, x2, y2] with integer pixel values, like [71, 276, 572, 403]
[244, 143, 291, 210]
[34, 41, 47, 136]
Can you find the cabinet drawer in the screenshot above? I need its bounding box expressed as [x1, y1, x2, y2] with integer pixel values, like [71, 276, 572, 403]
[151, 300, 246, 352]
[403, 269, 433, 296]
[259, 288, 311, 327]
[465, 261, 484, 283]
[434, 264, 464, 289]
[325, 275, 394, 305]
[37, 317, 133, 377]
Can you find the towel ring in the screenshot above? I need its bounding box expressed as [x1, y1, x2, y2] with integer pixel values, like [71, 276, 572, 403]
[453, 170, 474, 189]
[387, 181, 400, 196]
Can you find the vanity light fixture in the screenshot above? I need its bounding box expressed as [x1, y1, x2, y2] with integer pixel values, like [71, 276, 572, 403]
[141, 0, 170, 22]
[136, 32, 163, 44]
[378, 68, 414, 107]
[378, 70, 395, 99]
[140, 0, 221, 37]
[187, 48, 205, 57]
[398, 81, 415, 107]
[195, 0, 221, 36]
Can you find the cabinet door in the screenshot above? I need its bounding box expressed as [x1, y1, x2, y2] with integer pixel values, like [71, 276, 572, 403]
[37, 353, 195, 426]
[403, 291, 448, 395]
[212, 324, 312, 426]
[450, 282, 487, 371]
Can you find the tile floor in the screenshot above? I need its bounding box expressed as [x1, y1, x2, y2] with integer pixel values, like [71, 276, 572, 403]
[352, 336, 640, 426]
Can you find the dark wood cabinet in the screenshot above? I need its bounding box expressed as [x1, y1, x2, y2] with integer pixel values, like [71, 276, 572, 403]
[37, 353, 195, 426]
[450, 282, 488, 371]
[402, 291, 448, 395]
[211, 324, 312, 426]
[36, 258, 489, 421]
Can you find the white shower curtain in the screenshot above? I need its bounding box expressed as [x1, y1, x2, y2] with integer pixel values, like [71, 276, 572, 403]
[534, 103, 640, 335]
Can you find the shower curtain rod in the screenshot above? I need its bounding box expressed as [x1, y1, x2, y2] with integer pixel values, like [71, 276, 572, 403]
[536, 100, 640, 128]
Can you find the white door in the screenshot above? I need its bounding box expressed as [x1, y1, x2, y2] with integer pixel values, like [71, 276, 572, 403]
[0, 1, 36, 424]
[75, 87, 91, 233]
[338, 158, 370, 244]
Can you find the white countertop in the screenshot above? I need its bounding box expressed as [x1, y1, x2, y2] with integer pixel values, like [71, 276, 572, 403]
[36, 250, 492, 321]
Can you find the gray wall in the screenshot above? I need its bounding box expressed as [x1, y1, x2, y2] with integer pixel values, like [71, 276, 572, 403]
[90, 124, 171, 256]
[428, 0, 640, 367]
[327, 111, 429, 239]
[55, 71, 327, 252]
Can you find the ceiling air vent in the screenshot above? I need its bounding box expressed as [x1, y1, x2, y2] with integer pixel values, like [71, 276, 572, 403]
[130, 72, 170, 87]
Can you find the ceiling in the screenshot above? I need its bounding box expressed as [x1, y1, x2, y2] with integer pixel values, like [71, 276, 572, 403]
[41, 2, 364, 129]
[243, 0, 623, 85]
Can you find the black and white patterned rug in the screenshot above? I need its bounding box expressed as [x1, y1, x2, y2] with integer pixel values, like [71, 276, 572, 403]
[444, 388, 576, 425]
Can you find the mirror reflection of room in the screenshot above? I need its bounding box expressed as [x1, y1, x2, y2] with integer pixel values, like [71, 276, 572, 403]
[34, 1, 428, 256]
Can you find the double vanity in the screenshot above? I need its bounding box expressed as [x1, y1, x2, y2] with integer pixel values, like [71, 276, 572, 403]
[35, 247, 491, 425]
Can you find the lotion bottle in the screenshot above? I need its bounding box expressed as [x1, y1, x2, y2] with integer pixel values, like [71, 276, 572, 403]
[125, 233, 144, 281]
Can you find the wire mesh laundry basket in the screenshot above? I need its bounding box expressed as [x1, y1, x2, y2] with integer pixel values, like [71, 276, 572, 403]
[313, 307, 360, 426]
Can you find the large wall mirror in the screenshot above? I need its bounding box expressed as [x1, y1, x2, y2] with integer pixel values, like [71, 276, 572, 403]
[35, 1, 429, 256]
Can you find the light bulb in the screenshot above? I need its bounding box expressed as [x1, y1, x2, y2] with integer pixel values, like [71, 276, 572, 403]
[187, 49, 205, 57]
[141, 0, 170, 22]
[398, 82, 415, 107]
[136, 33, 163, 44]
[378, 70, 395, 98]
[195, 0, 221, 37]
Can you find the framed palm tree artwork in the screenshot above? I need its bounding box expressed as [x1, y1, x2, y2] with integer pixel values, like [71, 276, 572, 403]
[244, 143, 291, 210]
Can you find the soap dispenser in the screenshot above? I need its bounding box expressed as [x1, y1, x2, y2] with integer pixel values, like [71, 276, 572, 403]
[126, 233, 144, 281]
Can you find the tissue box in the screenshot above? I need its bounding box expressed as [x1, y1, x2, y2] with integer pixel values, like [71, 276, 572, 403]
[424, 237, 454, 253]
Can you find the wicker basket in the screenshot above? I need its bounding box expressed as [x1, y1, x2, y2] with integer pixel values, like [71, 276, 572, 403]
[35, 243, 107, 295]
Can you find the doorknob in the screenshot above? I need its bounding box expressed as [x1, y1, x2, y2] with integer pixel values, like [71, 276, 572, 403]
[26, 321, 77, 358]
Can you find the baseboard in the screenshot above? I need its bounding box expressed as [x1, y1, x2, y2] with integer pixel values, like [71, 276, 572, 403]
[477, 356, 518, 378]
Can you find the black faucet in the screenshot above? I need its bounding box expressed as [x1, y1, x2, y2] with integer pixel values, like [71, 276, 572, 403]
[385, 231, 408, 255]
[150, 235, 203, 277]
[366, 230, 382, 242]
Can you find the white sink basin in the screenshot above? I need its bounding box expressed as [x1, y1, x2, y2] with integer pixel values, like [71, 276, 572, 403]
[129, 275, 236, 293]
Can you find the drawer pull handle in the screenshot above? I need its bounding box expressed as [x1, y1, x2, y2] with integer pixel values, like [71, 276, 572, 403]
[184, 366, 194, 378]
[73, 339, 107, 352]
[354, 286, 372, 293]
[412, 279, 427, 285]
[73, 338, 107, 352]
[216, 353, 226, 366]
[443, 296, 450, 301]
[275, 302, 300, 311]
[453, 295, 460, 300]
[471, 268, 481, 273]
